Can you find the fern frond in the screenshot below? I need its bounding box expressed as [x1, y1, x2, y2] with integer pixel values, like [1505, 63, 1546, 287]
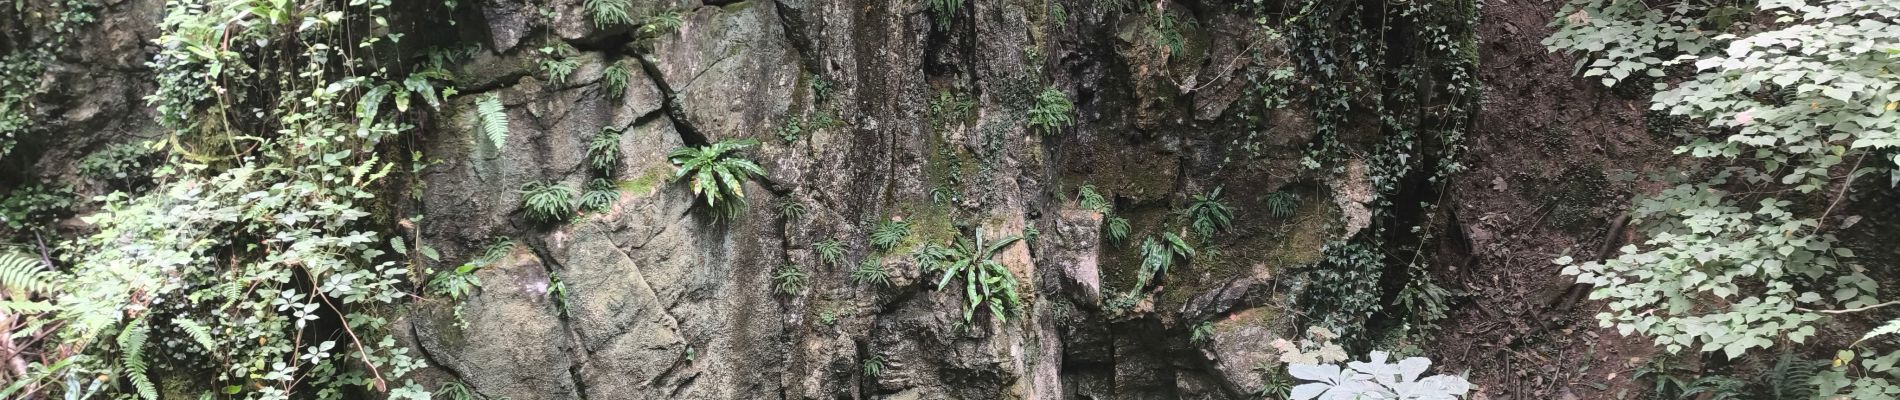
[474, 93, 510, 150]
[0, 250, 56, 296]
[583, 0, 634, 27]
[0, 300, 55, 314]
[117, 320, 157, 400]
[173, 317, 219, 353]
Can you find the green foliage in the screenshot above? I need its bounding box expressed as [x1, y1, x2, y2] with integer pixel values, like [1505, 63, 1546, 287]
[870, 219, 912, 251]
[537, 42, 580, 84]
[583, 0, 633, 27]
[1265, 191, 1299, 219]
[520, 181, 579, 223]
[1105, 217, 1130, 244]
[1541, 0, 1711, 88]
[0, 250, 56, 316]
[116, 320, 156, 400]
[1144, 4, 1197, 57]
[1022, 226, 1040, 243]
[862, 355, 884, 377]
[1027, 86, 1074, 136]
[550, 272, 571, 315]
[603, 59, 637, 96]
[927, 0, 965, 26]
[1306, 242, 1386, 341]
[776, 199, 807, 221]
[852, 260, 891, 287]
[1135, 233, 1194, 287]
[916, 230, 1024, 323]
[588, 128, 621, 172]
[668, 139, 766, 219]
[1077, 185, 1111, 213]
[78, 141, 161, 187]
[0, 184, 72, 231]
[1545, 2, 1900, 396]
[1285, 351, 1472, 399]
[1190, 321, 1214, 344]
[475, 93, 511, 150]
[814, 239, 846, 267]
[773, 264, 808, 295]
[0, 53, 42, 161]
[579, 179, 620, 213]
[637, 11, 685, 36]
[1183, 187, 1233, 239]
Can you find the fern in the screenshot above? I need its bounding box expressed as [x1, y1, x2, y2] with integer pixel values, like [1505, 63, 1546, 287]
[1265, 191, 1299, 219]
[1184, 187, 1233, 239]
[1027, 86, 1075, 136]
[587, 128, 621, 172]
[537, 42, 580, 84]
[773, 264, 808, 295]
[927, 0, 965, 26]
[474, 93, 510, 150]
[669, 139, 766, 219]
[603, 59, 637, 96]
[776, 199, 807, 221]
[578, 179, 619, 213]
[1137, 232, 1195, 285]
[870, 219, 911, 251]
[1761, 349, 1820, 399]
[852, 260, 890, 286]
[920, 230, 1025, 323]
[173, 317, 218, 353]
[0, 250, 55, 296]
[1077, 185, 1111, 214]
[519, 181, 578, 223]
[814, 239, 846, 267]
[1105, 217, 1130, 244]
[583, 0, 633, 27]
[117, 320, 157, 400]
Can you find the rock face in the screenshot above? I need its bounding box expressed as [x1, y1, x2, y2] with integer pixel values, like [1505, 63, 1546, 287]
[4, 0, 1433, 399]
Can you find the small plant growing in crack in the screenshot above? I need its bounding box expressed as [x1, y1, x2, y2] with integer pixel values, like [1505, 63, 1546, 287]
[870, 218, 911, 251]
[1027, 86, 1075, 136]
[775, 198, 807, 221]
[519, 181, 578, 223]
[669, 139, 766, 219]
[773, 264, 808, 295]
[1190, 321, 1214, 344]
[536, 41, 580, 84]
[862, 355, 885, 377]
[852, 260, 891, 287]
[587, 127, 621, 172]
[603, 58, 638, 96]
[814, 239, 846, 268]
[578, 179, 620, 213]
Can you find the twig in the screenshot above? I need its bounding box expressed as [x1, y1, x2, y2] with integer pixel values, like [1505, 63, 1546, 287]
[1814, 152, 1868, 233]
[1798, 300, 1900, 315]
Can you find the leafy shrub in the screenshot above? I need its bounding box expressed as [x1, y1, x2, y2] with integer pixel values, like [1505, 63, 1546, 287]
[852, 260, 890, 287]
[773, 264, 808, 295]
[0, 184, 72, 231]
[916, 230, 1024, 323]
[1027, 86, 1074, 136]
[578, 179, 619, 212]
[870, 219, 911, 251]
[587, 128, 621, 172]
[668, 139, 766, 219]
[1183, 187, 1232, 239]
[78, 141, 160, 187]
[520, 181, 579, 223]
